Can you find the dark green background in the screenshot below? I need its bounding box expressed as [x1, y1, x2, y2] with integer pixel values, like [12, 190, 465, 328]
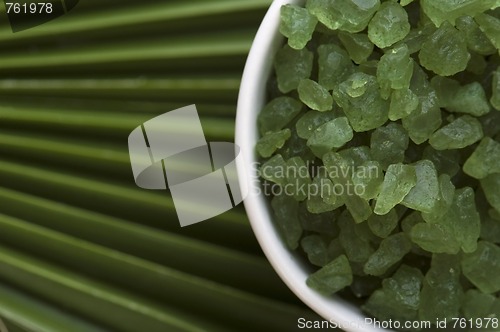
[0, 0, 321, 331]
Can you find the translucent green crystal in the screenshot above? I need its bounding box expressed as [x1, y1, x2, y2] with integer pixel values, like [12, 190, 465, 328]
[298, 79, 333, 112]
[306, 254, 352, 295]
[382, 265, 424, 311]
[377, 44, 414, 99]
[401, 160, 439, 213]
[256, 129, 291, 158]
[480, 210, 500, 245]
[364, 233, 412, 276]
[338, 146, 372, 167]
[429, 115, 484, 150]
[402, 65, 442, 144]
[307, 117, 353, 158]
[317, 44, 355, 90]
[363, 290, 418, 325]
[368, 1, 410, 49]
[338, 32, 374, 64]
[279, 128, 316, 161]
[422, 147, 460, 177]
[301, 235, 333, 267]
[275, 44, 314, 93]
[463, 137, 500, 179]
[421, 174, 456, 223]
[298, 203, 338, 235]
[352, 160, 383, 200]
[271, 193, 303, 250]
[370, 123, 409, 170]
[374, 164, 417, 216]
[456, 15, 496, 55]
[462, 290, 496, 320]
[345, 193, 372, 224]
[295, 110, 337, 140]
[481, 174, 500, 213]
[389, 88, 419, 121]
[368, 208, 398, 238]
[431, 76, 491, 117]
[332, 72, 389, 132]
[412, 187, 480, 254]
[475, 13, 500, 50]
[401, 22, 437, 54]
[421, 0, 500, 27]
[338, 211, 374, 263]
[307, 175, 339, 214]
[419, 254, 463, 322]
[400, 0, 414, 6]
[466, 52, 488, 75]
[260, 154, 287, 186]
[363, 265, 422, 324]
[285, 156, 311, 202]
[492, 67, 500, 111]
[419, 21, 470, 77]
[306, 0, 380, 33]
[258, 96, 302, 135]
[401, 211, 424, 237]
[280, 4, 318, 50]
[462, 241, 500, 294]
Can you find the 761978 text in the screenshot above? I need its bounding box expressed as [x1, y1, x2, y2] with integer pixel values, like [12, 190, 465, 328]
[5, 2, 53, 14]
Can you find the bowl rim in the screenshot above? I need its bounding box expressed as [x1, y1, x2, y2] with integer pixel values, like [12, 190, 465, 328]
[235, 1, 389, 331]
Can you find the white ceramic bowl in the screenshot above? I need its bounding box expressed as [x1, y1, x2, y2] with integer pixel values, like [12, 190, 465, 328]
[236, 1, 388, 331]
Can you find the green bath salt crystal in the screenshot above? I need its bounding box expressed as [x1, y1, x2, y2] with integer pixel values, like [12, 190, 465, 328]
[295, 110, 337, 140]
[429, 115, 483, 150]
[402, 65, 442, 144]
[301, 235, 333, 267]
[377, 44, 414, 99]
[419, 21, 470, 77]
[258, 97, 303, 135]
[307, 117, 353, 158]
[368, 208, 399, 238]
[338, 32, 374, 64]
[388, 88, 419, 121]
[401, 160, 439, 214]
[462, 290, 496, 320]
[332, 72, 389, 132]
[285, 156, 311, 202]
[475, 13, 500, 50]
[463, 137, 500, 179]
[279, 5, 317, 50]
[492, 67, 500, 111]
[421, 0, 500, 27]
[271, 193, 303, 250]
[419, 254, 463, 322]
[260, 154, 287, 186]
[306, 0, 380, 33]
[364, 233, 412, 276]
[482, 174, 500, 213]
[256, 129, 291, 158]
[306, 255, 353, 295]
[370, 123, 409, 170]
[298, 79, 333, 112]
[368, 1, 410, 49]
[432, 77, 491, 117]
[352, 160, 383, 200]
[274, 44, 313, 93]
[462, 241, 500, 294]
[456, 15, 496, 56]
[374, 164, 417, 216]
[317, 44, 355, 90]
